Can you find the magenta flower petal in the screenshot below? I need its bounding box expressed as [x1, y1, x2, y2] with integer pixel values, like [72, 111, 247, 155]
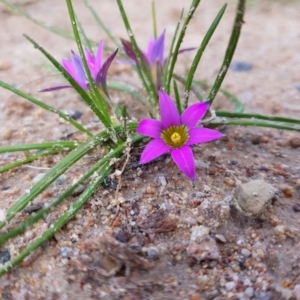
[94, 41, 103, 76]
[140, 139, 170, 164]
[39, 85, 73, 92]
[85, 48, 96, 78]
[171, 146, 196, 180]
[159, 89, 180, 128]
[137, 119, 162, 139]
[95, 49, 118, 92]
[146, 38, 155, 60]
[70, 52, 87, 89]
[181, 102, 210, 128]
[147, 31, 165, 65]
[62, 58, 86, 90]
[186, 128, 223, 146]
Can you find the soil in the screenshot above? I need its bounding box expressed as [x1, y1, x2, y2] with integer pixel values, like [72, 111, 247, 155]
[0, 0, 300, 299]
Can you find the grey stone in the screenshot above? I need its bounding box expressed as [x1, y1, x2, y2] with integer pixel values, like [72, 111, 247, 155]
[233, 180, 276, 218]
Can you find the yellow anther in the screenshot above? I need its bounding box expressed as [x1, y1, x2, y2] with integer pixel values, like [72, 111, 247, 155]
[171, 132, 181, 145]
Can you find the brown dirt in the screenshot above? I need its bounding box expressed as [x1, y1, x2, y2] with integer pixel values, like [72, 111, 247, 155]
[0, 0, 300, 299]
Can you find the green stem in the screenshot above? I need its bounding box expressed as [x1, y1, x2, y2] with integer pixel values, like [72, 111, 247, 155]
[208, 0, 245, 105]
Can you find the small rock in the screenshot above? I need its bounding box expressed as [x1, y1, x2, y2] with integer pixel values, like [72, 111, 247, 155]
[232, 180, 276, 218]
[281, 186, 293, 198]
[33, 173, 46, 183]
[224, 177, 235, 186]
[55, 175, 68, 185]
[59, 247, 72, 258]
[142, 246, 159, 260]
[190, 225, 210, 243]
[294, 83, 300, 92]
[0, 60, 11, 71]
[215, 234, 227, 243]
[241, 248, 251, 257]
[62, 109, 83, 120]
[230, 61, 253, 72]
[292, 203, 300, 212]
[187, 226, 220, 262]
[289, 137, 300, 148]
[0, 250, 11, 264]
[225, 281, 236, 292]
[293, 284, 300, 300]
[244, 287, 254, 297]
[158, 175, 167, 186]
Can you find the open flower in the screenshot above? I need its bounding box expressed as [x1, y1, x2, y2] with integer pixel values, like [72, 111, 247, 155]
[40, 41, 118, 95]
[137, 89, 223, 180]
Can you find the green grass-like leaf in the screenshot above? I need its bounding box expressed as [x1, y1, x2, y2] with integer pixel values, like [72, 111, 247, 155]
[66, 0, 113, 130]
[164, 0, 201, 94]
[116, 0, 158, 106]
[208, 0, 246, 104]
[184, 3, 227, 108]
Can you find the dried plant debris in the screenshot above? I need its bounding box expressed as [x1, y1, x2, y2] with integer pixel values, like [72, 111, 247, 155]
[137, 209, 177, 235]
[72, 231, 153, 277]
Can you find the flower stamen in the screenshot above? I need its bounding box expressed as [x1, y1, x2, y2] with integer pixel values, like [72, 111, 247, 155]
[161, 125, 189, 148]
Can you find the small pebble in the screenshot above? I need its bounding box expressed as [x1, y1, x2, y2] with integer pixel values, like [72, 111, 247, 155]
[292, 203, 300, 212]
[241, 248, 251, 257]
[158, 175, 167, 186]
[215, 234, 227, 243]
[62, 109, 83, 120]
[230, 61, 253, 72]
[294, 83, 300, 92]
[55, 175, 68, 185]
[33, 173, 46, 183]
[245, 287, 254, 297]
[225, 281, 236, 292]
[0, 60, 11, 70]
[0, 250, 11, 264]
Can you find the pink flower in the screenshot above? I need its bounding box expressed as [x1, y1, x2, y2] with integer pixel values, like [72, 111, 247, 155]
[137, 89, 223, 180]
[40, 41, 117, 94]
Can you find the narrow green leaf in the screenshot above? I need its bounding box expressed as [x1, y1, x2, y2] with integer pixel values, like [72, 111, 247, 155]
[216, 111, 300, 124]
[210, 117, 300, 132]
[65, 0, 113, 129]
[152, 1, 157, 39]
[24, 34, 104, 123]
[165, 0, 201, 93]
[163, 9, 184, 91]
[184, 4, 227, 108]
[208, 0, 246, 104]
[83, 0, 121, 49]
[76, 15, 93, 53]
[0, 0, 73, 40]
[0, 141, 77, 153]
[116, 0, 158, 105]
[0, 161, 111, 277]
[0, 149, 63, 174]
[173, 79, 182, 114]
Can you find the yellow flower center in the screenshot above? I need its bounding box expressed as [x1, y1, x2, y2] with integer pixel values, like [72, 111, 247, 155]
[161, 125, 189, 148]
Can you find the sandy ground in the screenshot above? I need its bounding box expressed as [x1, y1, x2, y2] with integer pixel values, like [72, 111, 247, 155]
[0, 0, 300, 299]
